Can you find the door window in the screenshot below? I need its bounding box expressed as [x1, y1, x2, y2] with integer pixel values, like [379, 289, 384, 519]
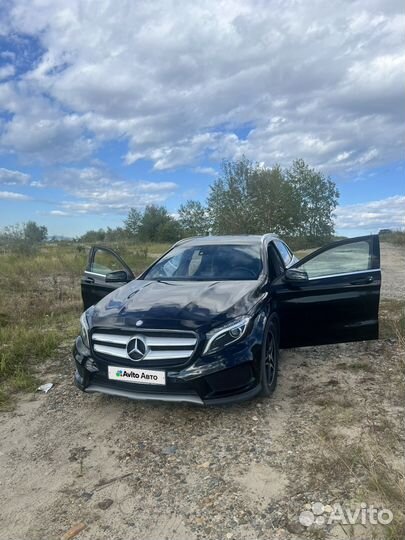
[90, 248, 127, 276]
[300, 240, 371, 279]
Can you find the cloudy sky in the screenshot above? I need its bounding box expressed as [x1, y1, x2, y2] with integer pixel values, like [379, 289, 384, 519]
[0, 0, 404, 237]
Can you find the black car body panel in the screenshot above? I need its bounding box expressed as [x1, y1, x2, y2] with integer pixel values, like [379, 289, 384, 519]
[91, 278, 264, 331]
[74, 234, 381, 404]
[274, 235, 381, 347]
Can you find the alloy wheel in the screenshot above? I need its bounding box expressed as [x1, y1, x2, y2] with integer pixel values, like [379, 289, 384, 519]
[265, 330, 276, 386]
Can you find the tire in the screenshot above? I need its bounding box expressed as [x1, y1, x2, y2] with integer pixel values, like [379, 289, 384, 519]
[260, 315, 280, 397]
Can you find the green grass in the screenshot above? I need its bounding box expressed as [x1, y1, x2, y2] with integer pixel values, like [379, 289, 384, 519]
[0, 325, 60, 381]
[0, 241, 167, 407]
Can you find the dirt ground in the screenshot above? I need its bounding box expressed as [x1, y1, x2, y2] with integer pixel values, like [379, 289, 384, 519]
[1, 243, 404, 540]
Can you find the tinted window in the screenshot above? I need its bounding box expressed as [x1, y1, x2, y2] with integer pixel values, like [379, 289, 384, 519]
[144, 244, 263, 280]
[274, 240, 293, 266]
[301, 241, 371, 279]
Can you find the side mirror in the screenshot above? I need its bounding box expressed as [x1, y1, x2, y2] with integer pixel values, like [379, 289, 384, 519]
[105, 270, 131, 283]
[284, 268, 308, 283]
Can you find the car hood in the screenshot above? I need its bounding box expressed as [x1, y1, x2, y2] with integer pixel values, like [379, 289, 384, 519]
[91, 279, 264, 331]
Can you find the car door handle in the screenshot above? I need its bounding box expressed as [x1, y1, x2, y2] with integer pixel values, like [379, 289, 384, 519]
[350, 276, 374, 285]
[84, 277, 95, 284]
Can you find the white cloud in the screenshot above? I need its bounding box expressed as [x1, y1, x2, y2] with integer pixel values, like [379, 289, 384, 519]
[0, 64, 15, 80]
[0, 0, 402, 171]
[44, 166, 178, 215]
[0, 167, 31, 185]
[49, 209, 69, 216]
[0, 82, 95, 163]
[30, 180, 45, 188]
[0, 190, 31, 200]
[335, 195, 405, 231]
[194, 166, 218, 177]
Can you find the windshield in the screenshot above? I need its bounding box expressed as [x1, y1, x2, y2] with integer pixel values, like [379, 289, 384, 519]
[143, 244, 263, 281]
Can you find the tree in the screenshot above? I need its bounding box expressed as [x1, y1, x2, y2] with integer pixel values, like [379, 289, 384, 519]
[207, 158, 300, 235]
[286, 159, 339, 242]
[207, 157, 339, 242]
[124, 208, 142, 237]
[178, 200, 211, 236]
[138, 205, 181, 243]
[0, 224, 24, 242]
[78, 228, 106, 242]
[23, 221, 48, 243]
[248, 164, 301, 235]
[156, 219, 182, 243]
[207, 158, 258, 234]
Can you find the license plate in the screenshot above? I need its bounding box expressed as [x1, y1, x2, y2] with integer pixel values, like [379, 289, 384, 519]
[108, 366, 166, 385]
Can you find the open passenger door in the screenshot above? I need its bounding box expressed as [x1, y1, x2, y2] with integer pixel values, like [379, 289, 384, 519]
[81, 246, 134, 309]
[273, 235, 381, 348]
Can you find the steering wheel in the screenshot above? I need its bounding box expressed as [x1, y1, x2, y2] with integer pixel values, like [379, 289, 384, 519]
[230, 266, 257, 279]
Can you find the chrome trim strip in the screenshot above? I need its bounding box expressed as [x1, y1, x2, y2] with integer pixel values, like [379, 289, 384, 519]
[146, 336, 196, 347]
[93, 343, 193, 360]
[84, 270, 107, 278]
[146, 350, 193, 360]
[93, 333, 129, 345]
[92, 334, 196, 348]
[85, 384, 203, 405]
[307, 268, 381, 281]
[94, 344, 128, 358]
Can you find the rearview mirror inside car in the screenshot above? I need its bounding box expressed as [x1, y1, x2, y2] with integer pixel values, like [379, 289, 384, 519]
[284, 268, 308, 283]
[105, 270, 130, 283]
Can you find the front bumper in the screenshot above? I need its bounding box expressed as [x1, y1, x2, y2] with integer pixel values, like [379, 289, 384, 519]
[72, 316, 265, 405]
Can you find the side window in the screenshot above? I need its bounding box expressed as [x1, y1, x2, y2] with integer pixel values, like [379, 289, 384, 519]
[274, 240, 293, 267]
[300, 240, 371, 279]
[90, 248, 126, 276]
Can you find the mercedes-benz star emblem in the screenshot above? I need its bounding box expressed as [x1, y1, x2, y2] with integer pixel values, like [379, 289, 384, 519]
[126, 336, 148, 361]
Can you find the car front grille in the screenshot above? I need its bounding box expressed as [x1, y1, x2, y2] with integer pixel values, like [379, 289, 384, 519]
[91, 329, 198, 367]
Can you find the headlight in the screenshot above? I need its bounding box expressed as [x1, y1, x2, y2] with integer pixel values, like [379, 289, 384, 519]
[80, 311, 90, 349]
[203, 316, 251, 355]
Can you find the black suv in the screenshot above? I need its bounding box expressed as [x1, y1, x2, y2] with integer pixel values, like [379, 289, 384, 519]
[73, 234, 381, 405]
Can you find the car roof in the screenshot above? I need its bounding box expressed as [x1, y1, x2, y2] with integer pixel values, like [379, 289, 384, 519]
[176, 234, 279, 247]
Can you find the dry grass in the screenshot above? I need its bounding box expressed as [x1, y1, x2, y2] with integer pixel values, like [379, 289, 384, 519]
[335, 361, 376, 372]
[379, 231, 405, 247]
[288, 314, 405, 540]
[0, 241, 162, 407]
[379, 299, 405, 340]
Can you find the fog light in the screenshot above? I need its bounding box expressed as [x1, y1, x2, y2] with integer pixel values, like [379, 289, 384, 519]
[75, 352, 84, 364]
[84, 358, 99, 373]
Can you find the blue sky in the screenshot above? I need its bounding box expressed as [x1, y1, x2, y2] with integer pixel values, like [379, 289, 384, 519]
[0, 0, 404, 238]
